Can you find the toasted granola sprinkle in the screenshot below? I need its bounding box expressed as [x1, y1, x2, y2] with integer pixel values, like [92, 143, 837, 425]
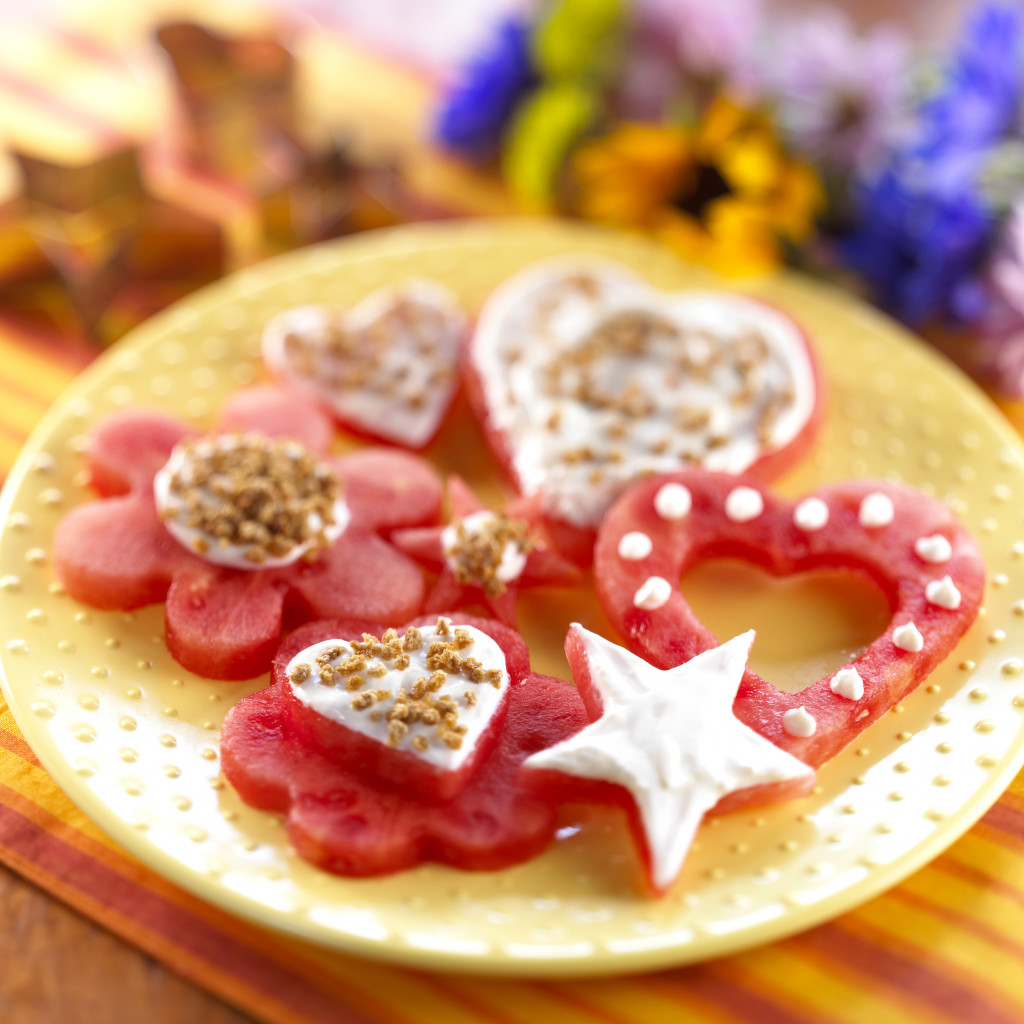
[444, 513, 533, 597]
[162, 434, 340, 565]
[304, 621, 504, 756]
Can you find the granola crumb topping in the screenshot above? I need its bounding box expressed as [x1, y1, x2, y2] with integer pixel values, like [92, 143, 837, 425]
[287, 620, 507, 760]
[156, 434, 342, 567]
[442, 512, 533, 596]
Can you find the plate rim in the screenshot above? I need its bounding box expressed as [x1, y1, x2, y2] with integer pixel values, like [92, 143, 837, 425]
[2, 218, 1024, 976]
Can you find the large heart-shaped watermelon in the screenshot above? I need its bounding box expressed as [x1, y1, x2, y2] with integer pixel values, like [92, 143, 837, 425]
[593, 471, 985, 767]
[465, 260, 824, 562]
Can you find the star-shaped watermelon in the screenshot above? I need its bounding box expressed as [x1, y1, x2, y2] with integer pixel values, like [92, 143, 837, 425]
[391, 476, 579, 626]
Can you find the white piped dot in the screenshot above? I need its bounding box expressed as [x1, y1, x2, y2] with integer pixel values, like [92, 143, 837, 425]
[859, 492, 894, 528]
[653, 483, 691, 521]
[793, 497, 829, 532]
[893, 622, 924, 653]
[830, 668, 864, 701]
[633, 576, 672, 610]
[782, 706, 816, 737]
[925, 576, 961, 610]
[617, 532, 653, 561]
[915, 535, 952, 564]
[725, 487, 763, 523]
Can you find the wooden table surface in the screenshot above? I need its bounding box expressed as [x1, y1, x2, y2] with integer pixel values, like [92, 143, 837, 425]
[0, 863, 257, 1024]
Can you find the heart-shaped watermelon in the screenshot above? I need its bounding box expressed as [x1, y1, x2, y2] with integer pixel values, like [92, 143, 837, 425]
[593, 471, 985, 767]
[465, 260, 823, 562]
[263, 279, 466, 449]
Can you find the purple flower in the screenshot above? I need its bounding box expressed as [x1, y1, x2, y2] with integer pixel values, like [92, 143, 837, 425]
[633, 0, 763, 98]
[973, 204, 1024, 395]
[434, 17, 537, 164]
[842, 1, 1023, 326]
[770, 11, 908, 174]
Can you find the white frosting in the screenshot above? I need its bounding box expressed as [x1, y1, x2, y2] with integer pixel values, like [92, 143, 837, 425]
[893, 621, 924, 652]
[634, 576, 673, 610]
[859, 492, 895, 528]
[782, 706, 817, 737]
[725, 486, 764, 523]
[915, 535, 952, 564]
[618, 531, 654, 561]
[830, 667, 864, 701]
[262, 280, 465, 448]
[286, 624, 507, 772]
[440, 511, 528, 584]
[470, 260, 818, 527]
[926, 575, 961, 610]
[654, 482, 692, 521]
[793, 496, 829, 532]
[154, 437, 349, 570]
[524, 627, 813, 891]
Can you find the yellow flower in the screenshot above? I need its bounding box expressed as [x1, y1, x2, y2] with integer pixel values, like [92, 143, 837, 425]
[570, 98, 824, 275]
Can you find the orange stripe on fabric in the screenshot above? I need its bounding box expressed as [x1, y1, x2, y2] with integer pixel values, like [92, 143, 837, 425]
[544, 974, 732, 1024]
[0, 792, 379, 1024]
[809, 915, 1023, 1024]
[51, 28, 127, 69]
[655, 961, 824, 1024]
[940, 839, 1024, 913]
[0, 773, 503, 1024]
[0, 725, 42, 768]
[892, 882, 1024, 963]
[0, 314, 96, 376]
[0, 67, 127, 146]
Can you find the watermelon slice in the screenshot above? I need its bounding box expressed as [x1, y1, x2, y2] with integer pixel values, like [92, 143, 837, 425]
[463, 260, 825, 566]
[592, 471, 985, 767]
[391, 475, 580, 626]
[221, 615, 590, 876]
[53, 388, 442, 680]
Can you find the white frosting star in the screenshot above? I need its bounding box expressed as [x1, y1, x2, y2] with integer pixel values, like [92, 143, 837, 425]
[525, 627, 814, 892]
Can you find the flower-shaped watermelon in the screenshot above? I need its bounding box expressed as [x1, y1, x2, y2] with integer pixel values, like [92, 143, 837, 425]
[220, 614, 589, 875]
[54, 387, 443, 680]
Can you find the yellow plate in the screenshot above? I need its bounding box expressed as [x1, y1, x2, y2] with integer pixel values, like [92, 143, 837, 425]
[1, 220, 1023, 977]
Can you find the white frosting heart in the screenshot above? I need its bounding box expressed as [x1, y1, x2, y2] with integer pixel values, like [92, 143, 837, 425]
[286, 621, 508, 772]
[263, 280, 465, 448]
[470, 260, 818, 528]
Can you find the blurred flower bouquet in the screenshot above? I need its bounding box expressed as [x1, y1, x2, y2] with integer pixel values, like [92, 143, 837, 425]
[433, 0, 1024, 401]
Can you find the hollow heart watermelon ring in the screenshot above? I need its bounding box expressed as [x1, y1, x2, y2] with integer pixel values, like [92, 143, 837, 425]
[593, 471, 986, 767]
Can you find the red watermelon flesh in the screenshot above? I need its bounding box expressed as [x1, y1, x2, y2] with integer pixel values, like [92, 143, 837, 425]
[593, 471, 985, 768]
[220, 615, 590, 875]
[53, 392, 441, 680]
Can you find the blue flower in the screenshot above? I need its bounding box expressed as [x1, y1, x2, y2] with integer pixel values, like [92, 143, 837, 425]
[842, 1, 1023, 325]
[916, 2, 1022, 158]
[434, 18, 537, 164]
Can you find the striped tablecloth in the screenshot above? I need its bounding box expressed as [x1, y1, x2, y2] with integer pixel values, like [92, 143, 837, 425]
[2, 6, 1024, 1022]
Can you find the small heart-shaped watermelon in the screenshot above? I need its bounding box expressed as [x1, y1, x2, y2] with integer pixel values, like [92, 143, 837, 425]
[263, 279, 466, 449]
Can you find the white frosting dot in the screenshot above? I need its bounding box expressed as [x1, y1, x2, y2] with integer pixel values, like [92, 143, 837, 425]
[830, 667, 864, 701]
[724, 486, 764, 523]
[915, 534, 952, 564]
[633, 576, 673, 610]
[654, 483, 692, 521]
[782, 706, 816, 737]
[859, 492, 894, 528]
[893, 622, 924, 652]
[793, 497, 829, 532]
[618, 531, 653, 561]
[925, 575, 961, 610]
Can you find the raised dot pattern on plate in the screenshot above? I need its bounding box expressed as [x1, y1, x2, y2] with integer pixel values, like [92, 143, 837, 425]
[0, 222, 1022, 975]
